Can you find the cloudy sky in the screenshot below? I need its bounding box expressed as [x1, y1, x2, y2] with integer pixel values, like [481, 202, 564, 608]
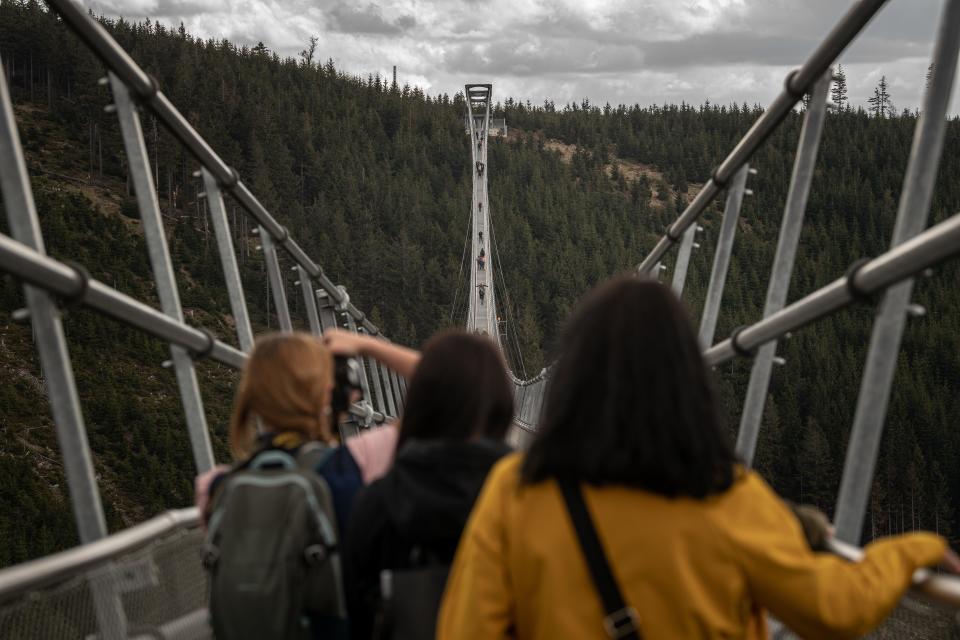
[84, 0, 958, 113]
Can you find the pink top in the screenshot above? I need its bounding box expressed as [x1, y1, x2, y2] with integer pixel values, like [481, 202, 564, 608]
[194, 423, 400, 526]
[346, 422, 399, 484]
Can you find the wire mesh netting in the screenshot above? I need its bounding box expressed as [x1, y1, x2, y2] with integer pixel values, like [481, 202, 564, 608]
[771, 598, 960, 640]
[0, 526, 209, 639]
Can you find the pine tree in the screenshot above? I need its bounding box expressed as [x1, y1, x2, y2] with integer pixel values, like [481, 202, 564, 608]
[925, 63, 934, 90]
[831, 64, 848, 110]
[867, 76, 892, 117]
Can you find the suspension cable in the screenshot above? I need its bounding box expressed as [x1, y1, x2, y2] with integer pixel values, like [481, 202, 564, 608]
[448, 204, 473, 324]
[489, 214, 528, 378]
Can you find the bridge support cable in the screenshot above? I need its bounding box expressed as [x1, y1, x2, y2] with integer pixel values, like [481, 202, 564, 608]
[697, 164, 751, 349]
[638, 0, 889, 274]
[202, 168, 255, 351]
[489, 217, 528, 377]
[448, 206, 473, 324]
[735, 71, 832, 467]
[110, 73, 215, 474]
[834, 0, 960, 545]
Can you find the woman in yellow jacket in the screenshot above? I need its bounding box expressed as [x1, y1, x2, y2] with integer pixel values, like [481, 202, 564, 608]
[437, 276, 958, 640]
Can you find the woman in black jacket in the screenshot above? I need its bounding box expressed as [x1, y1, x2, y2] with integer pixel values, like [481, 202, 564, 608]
[341, 331, 514, 640]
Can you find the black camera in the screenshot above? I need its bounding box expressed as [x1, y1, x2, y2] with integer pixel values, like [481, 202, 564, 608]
[332, 355, 363, 416]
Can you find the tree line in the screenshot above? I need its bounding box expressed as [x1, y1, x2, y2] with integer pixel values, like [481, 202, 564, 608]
[0, 0, 958, 565]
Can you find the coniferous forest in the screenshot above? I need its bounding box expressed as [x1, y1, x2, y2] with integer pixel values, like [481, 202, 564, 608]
[0, 1, 959, 567]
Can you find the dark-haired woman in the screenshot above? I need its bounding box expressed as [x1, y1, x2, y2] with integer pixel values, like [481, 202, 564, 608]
[438, 276, 959, 640]
[332, 331, 514, 640]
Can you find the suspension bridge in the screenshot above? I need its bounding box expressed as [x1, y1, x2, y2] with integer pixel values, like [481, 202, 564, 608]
[1, 0, 960, 637]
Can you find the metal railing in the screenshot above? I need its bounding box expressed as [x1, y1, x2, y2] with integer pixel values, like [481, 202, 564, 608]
[0, 0, 407, 635]
[1, 0, 960, 635]
[638, 0, 960, 615]
[0, 509, 209, 639]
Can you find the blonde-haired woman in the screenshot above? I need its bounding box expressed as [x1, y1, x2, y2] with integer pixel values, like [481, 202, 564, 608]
[196, 330, 418, 533]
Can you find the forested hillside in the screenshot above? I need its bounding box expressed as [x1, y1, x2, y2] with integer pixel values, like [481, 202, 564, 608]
[0, 0, 958, 566]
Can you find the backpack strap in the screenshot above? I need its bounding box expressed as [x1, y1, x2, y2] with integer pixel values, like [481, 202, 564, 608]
[249, 449, 297, 470]
[296, 441, 337, 471]
[557, 477, 642, 640]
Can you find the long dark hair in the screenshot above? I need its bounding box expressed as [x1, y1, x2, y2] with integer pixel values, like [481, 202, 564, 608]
[522, 276, 735, 498]
[398, 331, 513, 448]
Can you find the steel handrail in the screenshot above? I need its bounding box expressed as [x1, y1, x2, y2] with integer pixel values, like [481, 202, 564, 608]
[43, 0, 380, 337]
[704, 210, 960, 367]
[0, 232, 386, 423]
[0, 508, 200, 601]
[827, 538, 960, 608]
[638, 0, 890, 273]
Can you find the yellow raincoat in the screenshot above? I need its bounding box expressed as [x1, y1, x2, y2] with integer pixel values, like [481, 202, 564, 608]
[438, 454, 945, 639]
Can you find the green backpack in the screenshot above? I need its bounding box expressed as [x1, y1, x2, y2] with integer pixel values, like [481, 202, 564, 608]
[204, 444, 347, 639]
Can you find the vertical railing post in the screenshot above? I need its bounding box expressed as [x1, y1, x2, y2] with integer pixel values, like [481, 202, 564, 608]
[834, 0, 960, 544]
[109, 73, 214, 473]
[377, 337, 398, 417]
[391, 368, 404, 412]
[736, 70, 832, 467]
[1, 56, 114, 560]
[361, 327, 387, 416]
[670, 224, 698, 297]
[698, 164, 750, 348]
[316, 289, 339, 332]
[342, 304, 373, 414]
[201, 167, 254, 352]
[261, 227, 292, 332]
[297, 266, 322, 336]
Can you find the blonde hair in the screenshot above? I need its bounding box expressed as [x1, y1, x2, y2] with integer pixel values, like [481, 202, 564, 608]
[229, 332, 334, 459]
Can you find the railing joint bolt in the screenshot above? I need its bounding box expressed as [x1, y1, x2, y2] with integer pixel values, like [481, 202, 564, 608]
[11, 308, 31, 323]
[103, 104, 117, 114]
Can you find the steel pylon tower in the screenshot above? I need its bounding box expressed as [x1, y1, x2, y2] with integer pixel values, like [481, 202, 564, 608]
[465, 83, 499, 340]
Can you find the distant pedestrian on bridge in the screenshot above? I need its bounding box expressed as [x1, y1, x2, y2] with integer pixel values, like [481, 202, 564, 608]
[438, 276, 959, 640]
[477, 255, 486, 270]
[478, 283, 487, 302]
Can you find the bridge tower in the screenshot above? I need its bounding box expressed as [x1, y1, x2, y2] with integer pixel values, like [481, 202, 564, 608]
[464, 84, 499, 339]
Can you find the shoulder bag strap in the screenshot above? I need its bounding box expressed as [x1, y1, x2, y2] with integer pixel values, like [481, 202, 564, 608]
[557, 477, 642, 640]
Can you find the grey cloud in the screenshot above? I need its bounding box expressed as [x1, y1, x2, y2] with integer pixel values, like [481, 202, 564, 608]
[327, 3, 416, 35]
[86, 0, 952, 112]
